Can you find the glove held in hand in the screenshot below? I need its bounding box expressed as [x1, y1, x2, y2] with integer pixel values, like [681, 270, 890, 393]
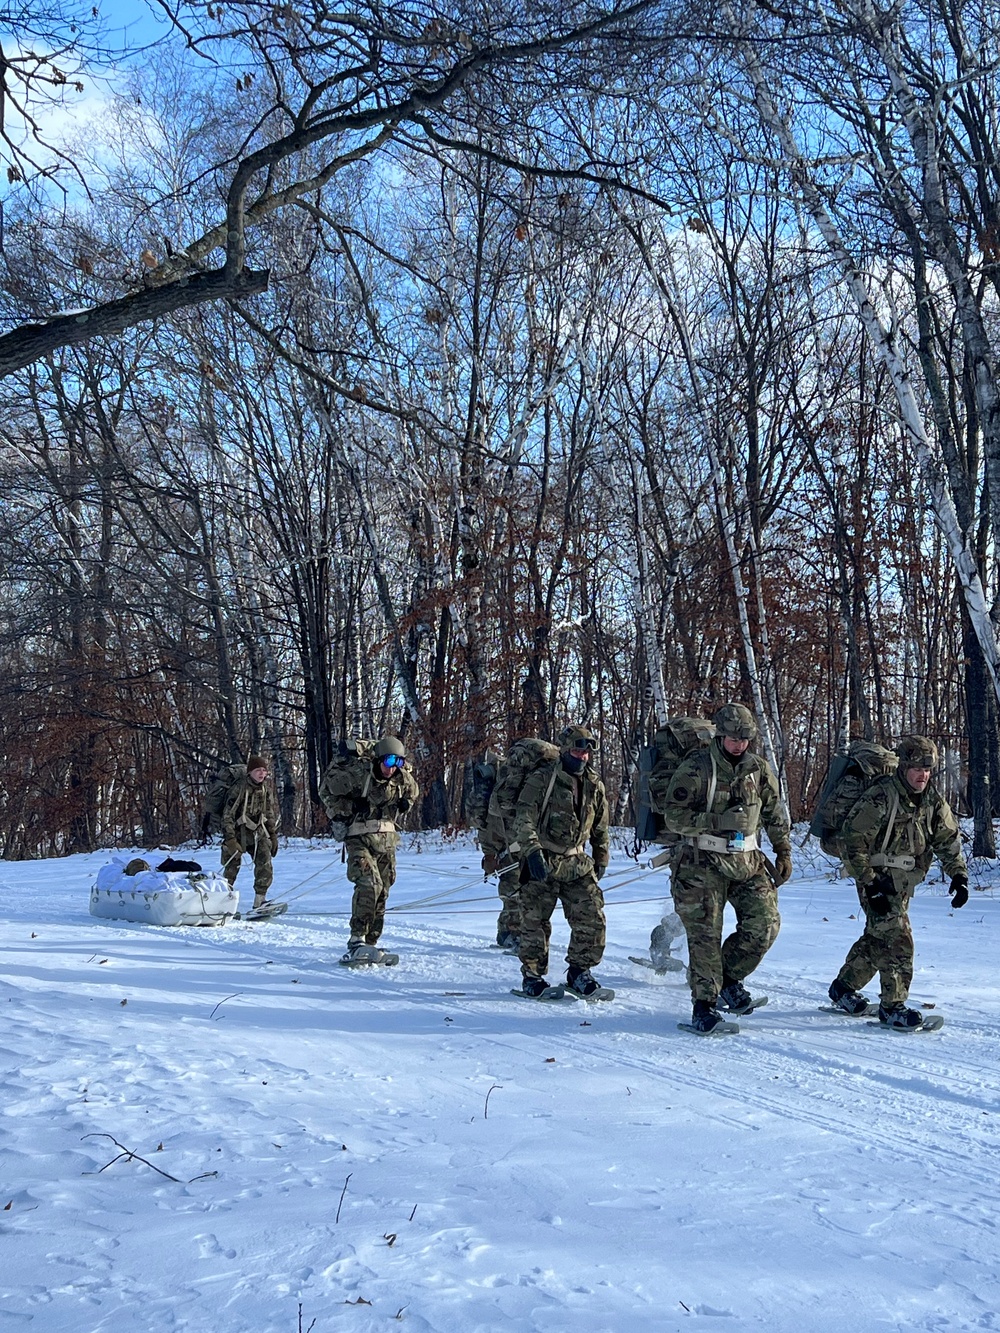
[864, 871, 894, 916]
[949, 873, 969, 909]
[772, 848, 792, 886]
[526, 849, 549, 882]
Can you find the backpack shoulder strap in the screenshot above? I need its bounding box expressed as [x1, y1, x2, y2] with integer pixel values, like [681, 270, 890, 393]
[539, 766, 559, 820]
[705, 747, 719, 811]
[878, 784, 900, 856]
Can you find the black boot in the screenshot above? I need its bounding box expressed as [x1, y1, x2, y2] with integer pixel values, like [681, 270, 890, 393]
[829, 977, 871, 1016]
[719, 978, 754, 1014]
[521, 976, 551, 998]
[690, 999, 727, 1034]
[878, 1002, 923, 1030]
[567, 966, 601, 998]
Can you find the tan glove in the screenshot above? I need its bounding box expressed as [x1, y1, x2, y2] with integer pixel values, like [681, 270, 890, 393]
[773, 847, 792, 886]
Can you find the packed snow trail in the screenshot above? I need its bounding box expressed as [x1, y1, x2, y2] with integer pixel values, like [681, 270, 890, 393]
[3, 835, 1000, 1332]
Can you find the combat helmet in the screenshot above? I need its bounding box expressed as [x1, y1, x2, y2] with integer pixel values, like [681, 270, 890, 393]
[713, 703, 758, 741]
[558, 723, 599, 751]
[375, 736, 406, 759]
[896, 735, 938, 770]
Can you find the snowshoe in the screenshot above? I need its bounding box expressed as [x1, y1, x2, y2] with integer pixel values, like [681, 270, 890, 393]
[870, 1004, 944, 1033]
[678, 1000, 740, 1037]
[565, 967, 614, 1002]
[511, 978, 567, 1001]
[244, 899, 288, 921]
[826, 978, 874, 1016]
[339, 943, 399, 968]
[819, 1002, 880, 1017]
[719, 980, 767, 1015]
[629, 955, 685, 974]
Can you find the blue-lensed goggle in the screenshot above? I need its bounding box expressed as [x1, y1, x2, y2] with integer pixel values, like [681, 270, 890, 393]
[382, 753, 406, 768]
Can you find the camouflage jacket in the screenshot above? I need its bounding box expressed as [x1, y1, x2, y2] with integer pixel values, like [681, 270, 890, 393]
[660, 738, 790, 878]
[477, 807, 508, 857]
[319, 754, 419, 837]
[221, 775, 278, 844]
[514, 761, 609, 879]
[840, 772, 965, 886]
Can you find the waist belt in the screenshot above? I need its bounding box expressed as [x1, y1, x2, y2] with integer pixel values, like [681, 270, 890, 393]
[870, 852, 916, 871]
[348, 819, 397, 835]
[685, 833, 760, 854]
[538, 839, 586, 857]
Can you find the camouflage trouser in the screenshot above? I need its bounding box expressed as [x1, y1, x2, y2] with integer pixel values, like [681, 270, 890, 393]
[222, 830, 273, 896]
[837, 880, 915, 1006]
[346, 832, 398, 945]
[518, 870, 606, 980]
[496, 866, 521, 942]
[671, 863, 780, 1003]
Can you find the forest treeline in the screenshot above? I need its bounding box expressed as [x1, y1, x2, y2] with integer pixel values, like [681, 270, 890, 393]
[2, 0, 1000, 857]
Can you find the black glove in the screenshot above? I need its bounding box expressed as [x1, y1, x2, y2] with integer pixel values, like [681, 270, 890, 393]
[329, 818, 349, 841]
[595, 861, 608, 881]
[772, 848, 793, 886]
[526, 849, 549, 882]
[269, 836, 279, 857]
[949, 873, 969, 910]
[397, 797, 412, 816]
[865, 871, 894, 915]
[481, 850, 498, 877]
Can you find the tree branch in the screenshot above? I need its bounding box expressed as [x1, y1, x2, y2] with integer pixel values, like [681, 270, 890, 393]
[0, 268, 269, 380]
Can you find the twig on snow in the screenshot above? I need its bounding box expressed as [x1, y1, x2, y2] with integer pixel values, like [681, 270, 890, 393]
[484, 1084, 503, 1120]
[83, 1133, 181, 1182]
[335, 1172, 353, 1223]
[82, 1134, 218, 1184]
[209, 992, 243, 1019]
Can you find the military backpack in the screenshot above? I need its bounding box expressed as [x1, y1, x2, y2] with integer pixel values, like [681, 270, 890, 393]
[809, 739, 897, 855]
[636, 716, 716, 845]
[319, 738, 379, 824]
[488, 738, 561, 839]
[465, 752, 501, 830]
[201, 762, 247, 837]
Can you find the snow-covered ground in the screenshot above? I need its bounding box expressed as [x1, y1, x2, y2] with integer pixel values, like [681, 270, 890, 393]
[3, 833, 1000, 1333]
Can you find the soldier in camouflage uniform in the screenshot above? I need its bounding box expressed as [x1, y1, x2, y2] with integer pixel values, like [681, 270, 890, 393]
[513, 724, 610, 998]
[319, 736, 420, 960]
[221, 755, 280, 911]
[828, 735, 968, 1028]
[469, 752, 521, 949]
[478, 802, 522, 949]
[660, 704, 792, 1033]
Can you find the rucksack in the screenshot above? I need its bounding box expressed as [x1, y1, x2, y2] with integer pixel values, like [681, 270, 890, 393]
[466, 752, 501, 830]
[636, 716, 716, 845]
[488, 739, 561, 835]
[809, 739, 897, 854]
[201, 762, 246, 836]
[318, 738, 378, 823]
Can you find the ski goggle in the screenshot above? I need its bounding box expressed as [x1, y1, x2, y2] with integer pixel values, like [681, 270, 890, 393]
[382, 753, 406, 769]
